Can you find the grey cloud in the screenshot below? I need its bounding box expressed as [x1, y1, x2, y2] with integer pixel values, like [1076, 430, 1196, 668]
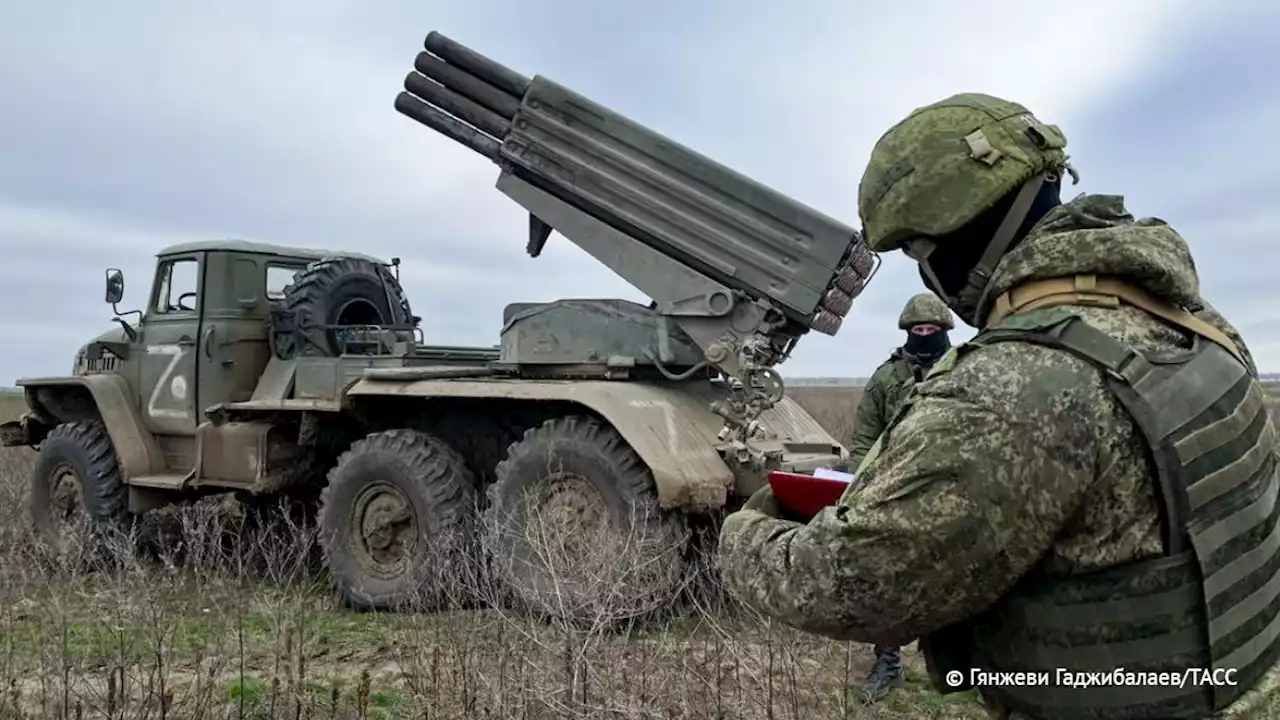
[0, 0, 1269, 385]
[1061, 1, 1280, 368]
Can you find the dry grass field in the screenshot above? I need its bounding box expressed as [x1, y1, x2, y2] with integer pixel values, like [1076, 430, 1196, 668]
[784, 387, 863, 450]
[0, 384, 1272, 720]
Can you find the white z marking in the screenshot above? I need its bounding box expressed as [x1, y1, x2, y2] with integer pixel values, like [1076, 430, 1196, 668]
[146, 344, 190, 420]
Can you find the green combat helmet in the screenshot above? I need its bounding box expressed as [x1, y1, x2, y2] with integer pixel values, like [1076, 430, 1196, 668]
[898, 292, 954, 330]
[856, 93, 1077, 322]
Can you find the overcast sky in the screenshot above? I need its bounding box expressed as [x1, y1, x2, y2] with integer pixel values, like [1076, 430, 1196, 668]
[1, 0, 1276, 383]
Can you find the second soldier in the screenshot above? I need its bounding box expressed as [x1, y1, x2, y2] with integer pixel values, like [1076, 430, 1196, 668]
[847, 292, 954, 704]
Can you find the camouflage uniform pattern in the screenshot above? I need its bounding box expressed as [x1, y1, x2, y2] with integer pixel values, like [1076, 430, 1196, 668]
[717, 193, 1280, 718]
[849, 292, 956, 467]
[847, 351, 925, 470]
[856, 93, 1070, 254]
[897, 292, 954, 330]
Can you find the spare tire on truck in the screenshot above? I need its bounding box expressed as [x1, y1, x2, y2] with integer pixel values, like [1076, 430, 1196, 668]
[271, 257, 416, 359]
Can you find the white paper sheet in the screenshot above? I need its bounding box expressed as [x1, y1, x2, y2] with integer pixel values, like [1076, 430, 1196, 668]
[812, 467, 855, 483]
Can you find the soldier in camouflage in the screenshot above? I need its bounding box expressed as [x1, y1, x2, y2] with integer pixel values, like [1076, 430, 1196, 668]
[848, 293, 955, 470]
[848, 291, 954, 703]
[718, 92, 1280, 719]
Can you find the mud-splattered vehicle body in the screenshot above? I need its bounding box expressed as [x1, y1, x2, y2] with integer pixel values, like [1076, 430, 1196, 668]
[2, 32, 874, 617]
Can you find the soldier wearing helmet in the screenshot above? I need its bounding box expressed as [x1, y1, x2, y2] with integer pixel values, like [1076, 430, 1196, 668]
[847, 291, 954, 704]
[850, 292, 955, 471]
[718, 93, 1279, 719]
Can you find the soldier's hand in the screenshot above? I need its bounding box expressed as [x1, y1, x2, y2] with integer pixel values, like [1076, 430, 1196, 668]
[742, 485, 783, 518]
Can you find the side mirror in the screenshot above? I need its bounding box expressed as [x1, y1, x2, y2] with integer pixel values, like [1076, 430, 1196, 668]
[105, 268, 125, 305]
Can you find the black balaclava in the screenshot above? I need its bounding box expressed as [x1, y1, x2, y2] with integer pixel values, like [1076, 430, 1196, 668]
[903, 326, 951, 367]
[918, 177, 1063, 325]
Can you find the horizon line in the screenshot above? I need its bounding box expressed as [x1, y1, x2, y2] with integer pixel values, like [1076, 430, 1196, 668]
[6, 373, 1280, 393]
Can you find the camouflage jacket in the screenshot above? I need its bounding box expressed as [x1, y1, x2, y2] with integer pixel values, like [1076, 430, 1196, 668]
[847, 350, 929, 470]
[717, 194, 1278, 718]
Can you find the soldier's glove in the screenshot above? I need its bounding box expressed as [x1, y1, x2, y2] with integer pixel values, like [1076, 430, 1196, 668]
[742, 485, 783, 518]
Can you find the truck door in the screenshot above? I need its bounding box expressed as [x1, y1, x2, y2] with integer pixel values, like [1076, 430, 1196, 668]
[138, 252, 204, 437]
[196, 256, 306, 408]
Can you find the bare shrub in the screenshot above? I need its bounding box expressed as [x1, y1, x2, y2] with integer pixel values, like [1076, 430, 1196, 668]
[484, 494, 692, 626]
[0, 382, 1009, 719]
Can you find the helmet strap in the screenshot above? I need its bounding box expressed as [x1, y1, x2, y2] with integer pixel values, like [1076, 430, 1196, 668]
[918, 260, 949, 301]
[925, 173, 1047, 326]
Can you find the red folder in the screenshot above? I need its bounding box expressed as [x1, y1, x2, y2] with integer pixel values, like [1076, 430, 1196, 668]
[767, 470, 853, 520]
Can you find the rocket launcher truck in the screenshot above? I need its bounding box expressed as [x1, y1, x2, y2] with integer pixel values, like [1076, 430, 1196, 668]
[0, 31, 877, 621]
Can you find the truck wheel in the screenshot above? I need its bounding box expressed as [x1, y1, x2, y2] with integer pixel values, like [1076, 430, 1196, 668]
[484, 416, 689, 622]
[319, 429, 477, 611]
[273, 257, 415, 359]
[29, 421, 131, 552]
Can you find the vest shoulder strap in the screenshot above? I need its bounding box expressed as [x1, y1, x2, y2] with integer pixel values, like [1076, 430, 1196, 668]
[985, 274, 1247, 367]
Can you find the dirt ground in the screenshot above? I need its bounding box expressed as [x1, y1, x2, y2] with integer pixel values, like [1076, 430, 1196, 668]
[0, 389, 989, 719]
[3, 384, 1274, 719]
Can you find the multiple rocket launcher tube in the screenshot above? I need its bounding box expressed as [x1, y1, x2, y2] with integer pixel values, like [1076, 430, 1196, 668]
[395, 32, 876, 338]
[817, 246, 875, 335]
[394, 33, 529, 162]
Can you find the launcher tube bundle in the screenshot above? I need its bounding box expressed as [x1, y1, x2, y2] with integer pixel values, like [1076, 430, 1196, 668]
[395, 31, 877, 440]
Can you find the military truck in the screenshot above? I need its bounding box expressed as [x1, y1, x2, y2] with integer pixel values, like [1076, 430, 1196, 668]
[1, 31, 875, 619]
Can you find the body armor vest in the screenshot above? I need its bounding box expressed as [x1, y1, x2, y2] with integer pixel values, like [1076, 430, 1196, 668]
[888, 351, 923, 385]
[919, 278, 1280, 719]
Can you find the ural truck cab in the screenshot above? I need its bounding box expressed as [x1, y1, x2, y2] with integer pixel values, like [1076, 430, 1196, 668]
[96, 240, 388, 442]
[5, 240, 396, 497]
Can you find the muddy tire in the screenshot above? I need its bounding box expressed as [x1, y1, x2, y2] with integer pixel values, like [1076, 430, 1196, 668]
[272, 257, 415, 359]
[484, 416, 689, 622]
[319, 429, 477, 611]
[29, 421, 131, 552]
